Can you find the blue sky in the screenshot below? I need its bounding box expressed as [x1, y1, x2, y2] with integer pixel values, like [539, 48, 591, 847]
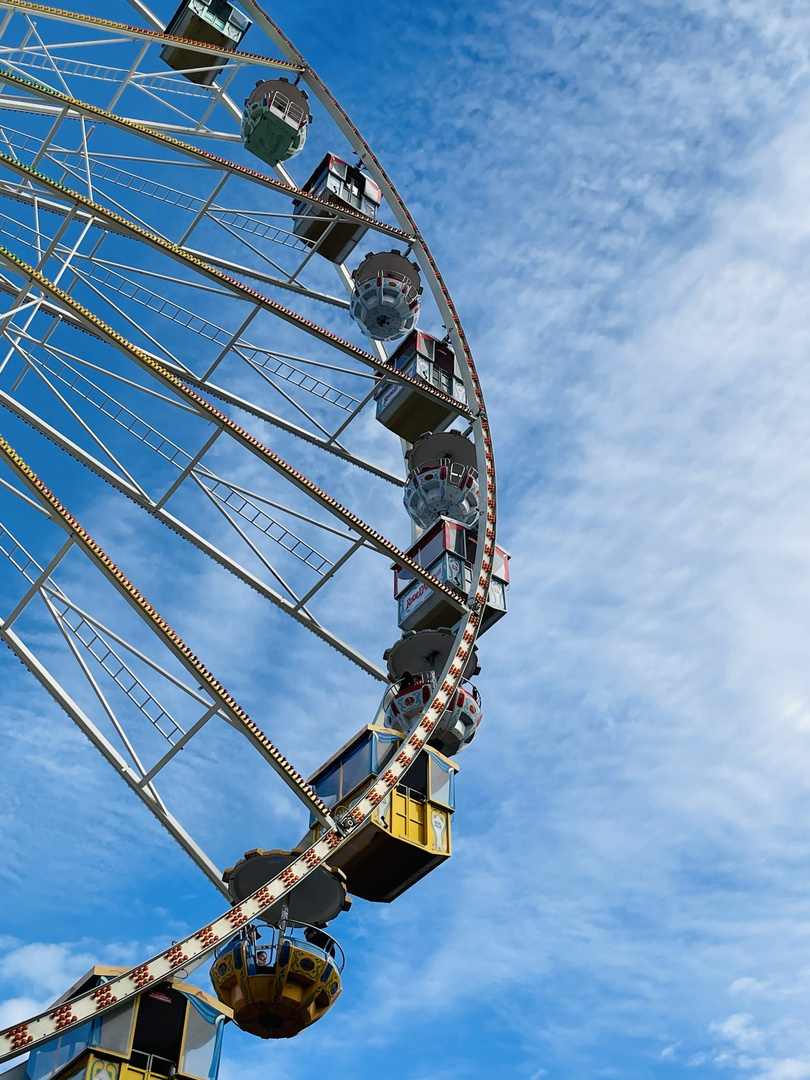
[4, 1, 810, 1078]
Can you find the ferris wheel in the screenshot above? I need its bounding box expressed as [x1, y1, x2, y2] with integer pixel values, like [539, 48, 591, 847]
[0, 0, 506, 1062]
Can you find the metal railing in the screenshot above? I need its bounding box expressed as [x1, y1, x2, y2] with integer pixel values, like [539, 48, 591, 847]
[215, 922, 345, 973]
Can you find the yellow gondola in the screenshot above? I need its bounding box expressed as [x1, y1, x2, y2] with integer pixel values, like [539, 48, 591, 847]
[300, 725, 458, 903]
[209, 926, 343, 1039]
[0, 968, 230, 1080]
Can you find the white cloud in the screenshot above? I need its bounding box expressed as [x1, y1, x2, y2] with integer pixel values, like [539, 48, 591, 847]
[0, 998, 45, 1030]
[752, 1062, 810, 1080]
[0, 943, 100, 1002]
[709, 1014, 764, 1052]
[731, 977, 770, 997]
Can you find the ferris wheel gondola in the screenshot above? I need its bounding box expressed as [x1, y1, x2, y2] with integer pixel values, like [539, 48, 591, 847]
[0, 0, 506, 1061]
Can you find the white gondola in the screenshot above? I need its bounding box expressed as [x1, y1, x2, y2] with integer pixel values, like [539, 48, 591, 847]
[403, 431, 480, 529]
[292, 154, 382, 263]
[382, 630, 482, 756]
[349, 251, 422, 341]
[393, 519, 510, 633]
[374, 331, 467, 440]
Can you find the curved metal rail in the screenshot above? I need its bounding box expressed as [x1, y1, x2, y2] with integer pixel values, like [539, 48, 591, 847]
[0, 0, 498, 1059]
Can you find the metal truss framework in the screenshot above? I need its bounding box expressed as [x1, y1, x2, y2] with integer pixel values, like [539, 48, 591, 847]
[0, 0, 499, 1059]
[0, 244, 468, 667]
[0, 433, 335, 834]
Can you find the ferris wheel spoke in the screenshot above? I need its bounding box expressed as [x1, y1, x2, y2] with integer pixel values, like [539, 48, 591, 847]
[3, 295, 397, 481]
[1, 329, 358, 588]
[2, 138, 322, 268]
[128, 68, 223, 131]
[0, 376, 389, 679]
[147, 363, 405, 483]
[41, 586, 228, 801]
[324, 382, 382, 446]
[0, 249, 472, 631]
[39, 584, 220, 716]
[239, 352, 340, 444]
[0, 498, 237, 888]
[2, 618, 226, 891]
[0, 98, 240, 141]
[196, 216, 350, 306]
[0, 433, 337, 826]
[60, 260, 362, 421]
[65, 248, 350, 362]
[0, 339, 400, 661]
[0, 588, 482, 1066]
[3, 334, 153, 493]
[54, 169, 341, 300]
[1, 530, 73, 629]
[289, 533, 366, 614]
[190, 470, 341, 612]
[194, 471, 335, 573]
[40, 587, 188, 801]
[0, 229, 369, 444]
[194, 475, 318, 616]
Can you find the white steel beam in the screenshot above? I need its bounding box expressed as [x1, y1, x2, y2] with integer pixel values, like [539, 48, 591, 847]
[0, 434, 338, 826]
[0, 385, 389, 679]
[0, 615, 227, 892]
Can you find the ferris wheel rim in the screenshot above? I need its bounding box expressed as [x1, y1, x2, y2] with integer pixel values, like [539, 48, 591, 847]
[0, 0, 499, 1057]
